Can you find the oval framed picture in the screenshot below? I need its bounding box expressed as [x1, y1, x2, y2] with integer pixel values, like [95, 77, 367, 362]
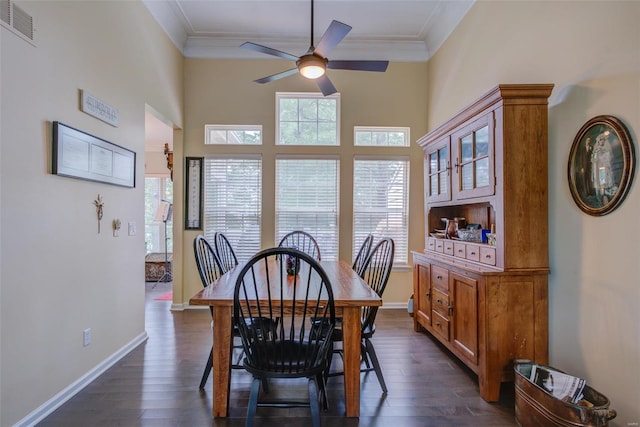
[568, 115, 635, 216]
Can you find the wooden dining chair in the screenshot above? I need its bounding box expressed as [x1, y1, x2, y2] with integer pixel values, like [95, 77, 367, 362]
[211, 232, 254, 371]
[352, 234, 374, 277]
[327, 237, 394, 393]
[214, 232, 239, 274]
[278, 230, 322, 260]
[233, 247, 336, 427]
[193, 235, 223, 389]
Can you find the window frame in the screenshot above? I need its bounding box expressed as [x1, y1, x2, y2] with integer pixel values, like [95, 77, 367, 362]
[354, 126, 410, 147]
[144, 176, 173, 254]
[275, 92, 341, 146]
[204, 124, 263, 145]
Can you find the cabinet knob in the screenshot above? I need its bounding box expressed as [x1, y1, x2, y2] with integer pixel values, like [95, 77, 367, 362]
[436, 275, 442, 280]
[436, 298, 442, 304]
[470, 251, 476, 255]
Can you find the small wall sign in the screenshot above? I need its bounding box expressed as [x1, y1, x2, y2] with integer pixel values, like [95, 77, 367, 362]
[185, 157, 203, 230]
[80, 89, 119, 127]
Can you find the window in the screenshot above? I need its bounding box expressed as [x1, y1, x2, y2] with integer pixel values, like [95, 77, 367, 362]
[276, 93, 340, 145]
[275, 158, 339, 260]
[203, 156, 262, 262]
[144, 177, 173, 254]
[353, 158, 409, 265]
[354, 127, 410, 147]
[205, 125, 262, 145]
[201, 97, 412, 267]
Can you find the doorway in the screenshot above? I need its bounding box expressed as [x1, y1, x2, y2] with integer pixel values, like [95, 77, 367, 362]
[144, 109, 174, 289]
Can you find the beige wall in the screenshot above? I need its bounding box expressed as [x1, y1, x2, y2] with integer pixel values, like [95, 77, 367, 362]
[427, 1, 640, 425]
[178, 59, 428, 309]
[0, 1, 183, 425]
[145, 151, 172, 177]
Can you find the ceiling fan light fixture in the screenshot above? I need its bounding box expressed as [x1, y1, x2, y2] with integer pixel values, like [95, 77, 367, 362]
[297, 55, 328, 79]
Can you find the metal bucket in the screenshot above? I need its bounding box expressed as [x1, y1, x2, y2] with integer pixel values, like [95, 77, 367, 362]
[514, 361, 616, 427]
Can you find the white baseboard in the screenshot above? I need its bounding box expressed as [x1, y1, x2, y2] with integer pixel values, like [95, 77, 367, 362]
[14, 332, 148, 427]
[380, 302, 409, 310]
[170, 302, 186, 311]
[183, 304, 211, 311]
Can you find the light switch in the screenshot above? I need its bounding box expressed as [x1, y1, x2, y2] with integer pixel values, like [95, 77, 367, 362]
[128, 222, 136, 236]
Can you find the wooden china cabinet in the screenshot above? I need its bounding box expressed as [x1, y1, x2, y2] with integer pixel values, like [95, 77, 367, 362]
[412, 84, 554, 402]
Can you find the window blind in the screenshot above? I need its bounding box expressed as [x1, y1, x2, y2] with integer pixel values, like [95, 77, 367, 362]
[204, 157, 262, 262]
[275, 158, 339, 260]
[353, 158, 409, 264]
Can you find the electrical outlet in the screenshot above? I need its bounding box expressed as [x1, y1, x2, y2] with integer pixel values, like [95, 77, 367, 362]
[128, 222, 136, 236]
[83, 328, 91, 347]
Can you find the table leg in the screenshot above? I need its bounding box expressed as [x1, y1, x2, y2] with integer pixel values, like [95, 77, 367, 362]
[342, 306, 360, 417]
[212, 306, 233, 417]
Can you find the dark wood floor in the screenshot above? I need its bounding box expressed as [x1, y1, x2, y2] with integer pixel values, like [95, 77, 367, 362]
[37, 282, 517, 426]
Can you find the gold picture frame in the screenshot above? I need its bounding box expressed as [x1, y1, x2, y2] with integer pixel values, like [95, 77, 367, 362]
[568, 115, 635, 216]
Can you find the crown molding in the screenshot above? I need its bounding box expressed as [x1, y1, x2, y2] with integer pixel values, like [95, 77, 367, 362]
[144, 0, 474, 62]
[184, 37, 429, 62]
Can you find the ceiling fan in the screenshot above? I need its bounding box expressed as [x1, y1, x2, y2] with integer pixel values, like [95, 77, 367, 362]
[240, 0, 389, 96]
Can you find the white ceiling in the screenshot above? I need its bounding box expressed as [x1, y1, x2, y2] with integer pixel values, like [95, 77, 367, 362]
[144, 0, 474, 151]
[142, 0, 474, 61]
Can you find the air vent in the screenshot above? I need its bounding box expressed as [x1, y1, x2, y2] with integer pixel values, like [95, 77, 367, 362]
[1, 0, 35, 44]
[0, 0, 10, 25]
[12, 2, 32, 39]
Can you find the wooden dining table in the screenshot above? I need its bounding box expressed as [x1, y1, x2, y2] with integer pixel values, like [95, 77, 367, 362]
[189, 259, 382, 418]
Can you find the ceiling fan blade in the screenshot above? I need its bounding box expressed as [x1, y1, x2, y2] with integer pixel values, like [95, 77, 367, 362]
[328, 60, 389, 72]
[254, 68, 299, 84]
[240, 42, 299, 62]
[316, 75, 337, 96]
[314, 20, 352, 58]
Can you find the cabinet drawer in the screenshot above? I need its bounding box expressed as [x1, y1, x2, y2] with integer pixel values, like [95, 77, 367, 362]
[432, 288, 450, 317]
[454, 242, 466, 258]
[466, 244, 480, 262]
[444, 240, 454, 256]
[427, 237, 436, 251]
[432, 310, 450, 341]
[431, 265, 449, 291]
[479, 246, 496, 266]
[434, 239, 444, 253]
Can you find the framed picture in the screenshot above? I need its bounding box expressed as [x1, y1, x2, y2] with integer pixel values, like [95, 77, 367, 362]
[568, 115, 635, 216]
[52, 121, 136, 188]
[185, 157, 204, 229]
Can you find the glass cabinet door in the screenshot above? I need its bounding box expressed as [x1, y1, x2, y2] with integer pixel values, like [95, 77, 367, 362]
[424, 136, 451, 203]
[452, 113, 495, 199]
